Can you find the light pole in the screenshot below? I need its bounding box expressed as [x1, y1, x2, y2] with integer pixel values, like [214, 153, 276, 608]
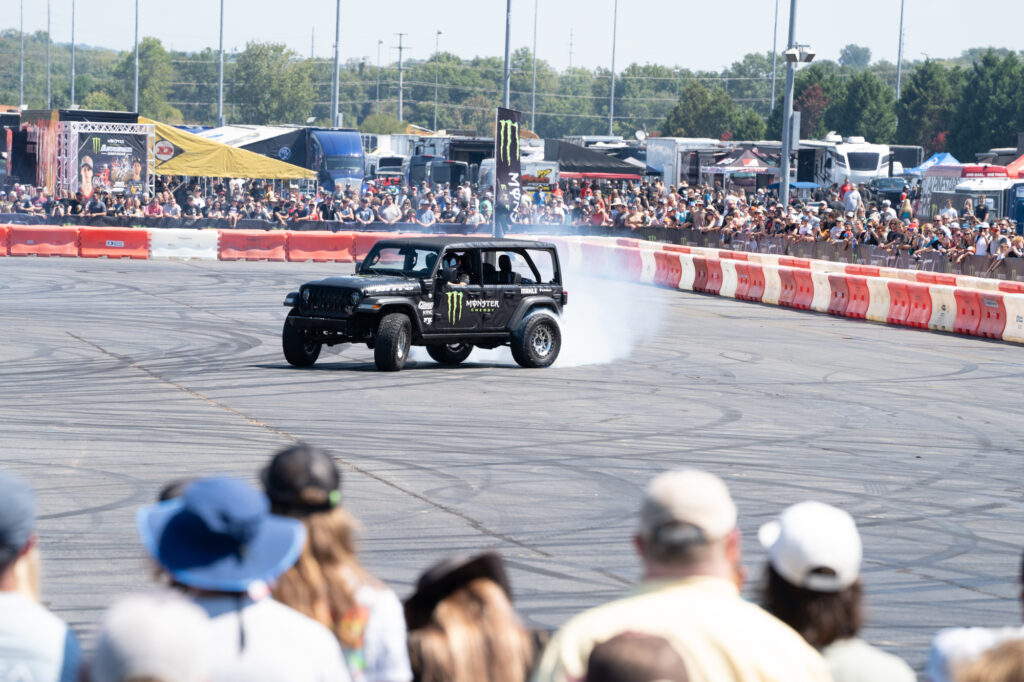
[331, 0, 341, 127]
[608, 0, 618, 136]
[531, 0, 538, 130]
[395, 33, 407, 121]
[501, 0, 511, 108]
[433, 30, 442, 130]
[47, 0, 51, 108]
[19, 0, 24, 109]
[70, 0, 76, 106]
[376, 39, 383, 115]
[133, 0, 139, 113]
[779, 0, 814, 209]
[895, 0, 906, 98]
[217, 0, 224, 125]
[770, 0, 779, 112]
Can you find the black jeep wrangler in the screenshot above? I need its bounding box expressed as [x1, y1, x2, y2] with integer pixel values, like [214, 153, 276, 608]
[282, 237, 567, 371]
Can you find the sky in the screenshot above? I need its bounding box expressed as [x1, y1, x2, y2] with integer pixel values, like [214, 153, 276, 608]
[6, 0, 1023, 73]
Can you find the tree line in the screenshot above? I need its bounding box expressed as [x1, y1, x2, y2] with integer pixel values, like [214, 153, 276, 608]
[1, 29, 1021, 160]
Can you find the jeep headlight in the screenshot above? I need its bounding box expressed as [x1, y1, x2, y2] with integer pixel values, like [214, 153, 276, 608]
[302, 289, 310, 302]
[349, 291, 362, 306]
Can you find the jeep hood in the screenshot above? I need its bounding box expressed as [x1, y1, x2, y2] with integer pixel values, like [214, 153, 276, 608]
[304, 274, 422, 294]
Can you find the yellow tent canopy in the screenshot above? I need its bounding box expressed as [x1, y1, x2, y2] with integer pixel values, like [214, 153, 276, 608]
[140, 117, 316, 180]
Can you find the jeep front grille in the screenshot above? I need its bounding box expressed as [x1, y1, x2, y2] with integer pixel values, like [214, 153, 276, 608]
[303, 286, 353, 316]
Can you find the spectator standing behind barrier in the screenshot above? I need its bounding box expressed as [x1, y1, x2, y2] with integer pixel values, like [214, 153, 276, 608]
[584, 632, 689, 682]
[87, 592, 212, 682]
[405, 552, 537, 682]
[262, 445, 412, 682]
[955, 639, 1024, 682]
[758, 501, 915, 682]
[137, 476, 352, 682]
[0, 470, 82, 682]
[532, 470, 830, 682]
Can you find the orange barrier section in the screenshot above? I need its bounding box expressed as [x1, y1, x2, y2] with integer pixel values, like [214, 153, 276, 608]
[616, 247, 642, 281]
[664, 244, 691, 254]
[791, 268, 814, 309]
[78, 227, 149, 259]
[218, 230, 287, 261]
[998, 281, 1024, 294]
[8, 226, 79, 257]
[977, 292, 1007, 339]
[692, 256, 709, 291]
[734, 262, 752, 300]
[286, 231, 355, 262]
[746, 264, 766, 301]
[845, 276, 870, 319]
[778, 267, 797, 308]
[352, 232, 391, 263]
[653, 251, 681, 288]
[886, 281, 911, 326]
[719, 250, 748, 261]
[779, 256, 811, 269]
[704, 258, 724, 295]
[916, 272, 958, 286]
[905, 283, 933, 329]
[952, 289, 982, 336]
[0, 225, 8, 256]
[826, 274, 849, 316]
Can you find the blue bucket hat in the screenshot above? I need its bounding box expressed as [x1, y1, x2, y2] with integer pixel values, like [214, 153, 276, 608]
[0, 470, 36, 567]
[137, 477, 305, 593]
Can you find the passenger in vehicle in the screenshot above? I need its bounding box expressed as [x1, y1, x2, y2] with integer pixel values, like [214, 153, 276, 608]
[497, 254, 521, 285]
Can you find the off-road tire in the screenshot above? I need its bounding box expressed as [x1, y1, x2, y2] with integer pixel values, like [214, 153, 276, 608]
[426, 343, 473, 365]
[511, 312, 561, 368]
[282, 311, 322, 367]
[374, 313, 412, 371]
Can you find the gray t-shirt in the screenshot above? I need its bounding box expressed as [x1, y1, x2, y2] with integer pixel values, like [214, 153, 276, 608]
[0, 591, 81, 682]
[822, 637, 915, 682]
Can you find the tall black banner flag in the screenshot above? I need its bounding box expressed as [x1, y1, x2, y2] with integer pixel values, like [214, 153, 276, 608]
[494, 107, 522, 238]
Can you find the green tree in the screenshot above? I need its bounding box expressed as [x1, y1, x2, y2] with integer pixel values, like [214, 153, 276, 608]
[722, 52, 778, 117]
[732, 108, 767, 140]
[948, 50, 1023, 159]
[896, 59, 958, 152]
[825, 71, 896, 142]
[839, 44, 871, 71]
[359, 113, 406, 134]
[661, 77, 738, 139]
[111, 37, 181, 122]
[766, 62, 845, 139]
[232, 42, 315, 125]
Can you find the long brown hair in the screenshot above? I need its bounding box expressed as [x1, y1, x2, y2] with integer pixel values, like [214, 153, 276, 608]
[408, 578, 534, 682]
[760, 564, 863, 649]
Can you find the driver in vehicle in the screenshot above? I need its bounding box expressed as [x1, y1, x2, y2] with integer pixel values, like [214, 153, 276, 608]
[445, 253, 472, 286]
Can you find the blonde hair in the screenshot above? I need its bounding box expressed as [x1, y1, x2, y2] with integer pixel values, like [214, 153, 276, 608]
[956, 639, 1024, 682]
[408, 578, 534, 682]
[14, 545, 40, 601]
[272, 504, 375, 648]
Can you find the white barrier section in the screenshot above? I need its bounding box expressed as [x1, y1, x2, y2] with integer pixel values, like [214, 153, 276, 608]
[1002, 294, 1024, 343]
[639, 248, 657, 285]
[809, 260, 841, 274]
[150, 228, 220, 260]
[866, 277, 892, 322]
[810, 271, 832, 312]
[928, 285, 958, 332]
[717, 260, 737, 298]
[762, 264, 782, 305]
[677, 253, 696, 291]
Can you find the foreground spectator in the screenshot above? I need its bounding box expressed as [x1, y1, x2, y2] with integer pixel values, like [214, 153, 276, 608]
[584, 632, 689, 682]
[532, 469, 830, 682]
[759, 501, 915, 682]
[87, 592, 211, 682]
[0, 470, 82, 682]
[405, 552, 536, 682]
[956, 639, 1024, 682]
[262, 444, 412, 682]
[137, 476, 351, 682]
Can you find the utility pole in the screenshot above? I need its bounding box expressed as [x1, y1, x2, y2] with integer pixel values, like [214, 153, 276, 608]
[133, 0, 139, 113]
[608, 0, 618, 136]
[501, 0, 511, 108]
[895, 0, 906, 98]
[217, 0, 225, 125]
[19, 0, 24, 109]
[395, 33, 407, 121]
[531, 0, 538, 130]
[310, 27, 314, 59]
[376, 40, 383, 115]
[331, 0, 341, 127]
[568, 29, 574, 70]
[70, 0, 76, 106]
[47, 0, 51, 108]
[433, 31, 442, 130]
[770, 0, 779, 112]
[779, 0, 799, 210]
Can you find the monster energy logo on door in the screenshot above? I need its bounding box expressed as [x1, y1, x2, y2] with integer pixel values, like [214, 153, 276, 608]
[494, 107, 522, 232]
[446, 291, 464, 324]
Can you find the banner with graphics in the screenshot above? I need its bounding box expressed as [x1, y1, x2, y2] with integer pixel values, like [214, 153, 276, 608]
[494, 107, 522, 235]
[75, 132, 149, 198]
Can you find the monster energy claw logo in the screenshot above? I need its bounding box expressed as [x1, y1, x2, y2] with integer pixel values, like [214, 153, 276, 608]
[92, 136, 101, 154]
[446, 291, 464, 324]
[498, 120, 520, 163]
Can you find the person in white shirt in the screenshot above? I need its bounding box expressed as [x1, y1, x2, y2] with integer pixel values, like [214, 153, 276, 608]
[137, 476, 352, 682]
[843, 187, 863, 214]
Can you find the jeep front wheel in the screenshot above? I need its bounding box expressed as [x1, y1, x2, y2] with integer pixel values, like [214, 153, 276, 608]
[282, 311, 322, 367]
[426, 343, 473, 365]
[511, 312, 561, 368]
[374, 313, 412, 371]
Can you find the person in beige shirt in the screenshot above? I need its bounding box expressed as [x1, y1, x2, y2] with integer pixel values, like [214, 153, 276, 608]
[532, 469, 831, 682]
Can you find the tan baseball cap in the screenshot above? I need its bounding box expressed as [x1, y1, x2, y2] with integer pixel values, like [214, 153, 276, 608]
[640, 470, 737, 543]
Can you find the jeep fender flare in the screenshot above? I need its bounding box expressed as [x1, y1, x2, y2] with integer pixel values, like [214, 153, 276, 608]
[509, 296, 562, 330]
[360, 298, 425, 336]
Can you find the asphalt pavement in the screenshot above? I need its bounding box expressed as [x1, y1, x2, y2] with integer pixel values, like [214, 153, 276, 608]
[1, 257, 1022, 672]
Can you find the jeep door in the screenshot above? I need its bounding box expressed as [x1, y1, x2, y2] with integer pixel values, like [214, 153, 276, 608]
[480, 249, 526, 330]
[433, 249, 484, 332]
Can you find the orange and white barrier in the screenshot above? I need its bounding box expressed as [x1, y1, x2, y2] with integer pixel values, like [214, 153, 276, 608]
[0, 225, 9, 256]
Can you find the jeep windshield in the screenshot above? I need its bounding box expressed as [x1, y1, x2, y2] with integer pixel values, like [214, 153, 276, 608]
[359, 245, 440, 278]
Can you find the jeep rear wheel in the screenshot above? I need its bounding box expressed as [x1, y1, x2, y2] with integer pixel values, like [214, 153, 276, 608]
[374, 313, 412, 371]
[426, 343, 473, 365]
[511, 312, 561, 368]
[283, 311, 322, 367]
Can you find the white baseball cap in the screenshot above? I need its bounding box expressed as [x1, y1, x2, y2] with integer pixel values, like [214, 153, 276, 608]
[758, 501, 862, 593]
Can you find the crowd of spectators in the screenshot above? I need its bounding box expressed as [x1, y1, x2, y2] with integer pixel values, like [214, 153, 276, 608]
[2, 173, 1021, 273]
[2, 457, 1022, 682]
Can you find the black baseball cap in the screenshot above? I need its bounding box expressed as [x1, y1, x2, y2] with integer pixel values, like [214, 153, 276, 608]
[261, 444, 341, 514]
